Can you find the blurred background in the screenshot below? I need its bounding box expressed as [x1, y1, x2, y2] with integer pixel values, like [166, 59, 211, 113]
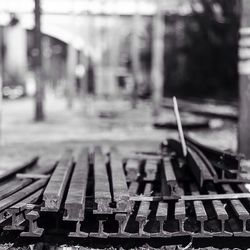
[0, 0, 246, 169]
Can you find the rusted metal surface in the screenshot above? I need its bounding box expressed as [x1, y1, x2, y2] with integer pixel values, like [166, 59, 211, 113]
[161, 157, 179, 199]
[0, 142, 250, 243]
[93, 147, 112, 214]
[63, 148, 89, 237]
[125, 158, 141, 181]
[109, 151, 132, 213]
[42, 149, 74, 212]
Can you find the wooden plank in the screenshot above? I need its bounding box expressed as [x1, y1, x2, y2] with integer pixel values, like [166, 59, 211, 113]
[110, 151, 131, 212]
[64, 148, 89, 221]
[93, 147, 112, 214]
[42, 149, 74, 212]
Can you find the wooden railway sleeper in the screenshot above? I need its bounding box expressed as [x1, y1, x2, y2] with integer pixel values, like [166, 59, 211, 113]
[20, 210, 44, 237]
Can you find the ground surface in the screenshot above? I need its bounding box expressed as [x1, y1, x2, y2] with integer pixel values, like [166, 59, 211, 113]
[0, 94, 237, 169]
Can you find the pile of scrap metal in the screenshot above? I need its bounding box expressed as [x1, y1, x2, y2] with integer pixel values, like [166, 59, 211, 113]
[0, 138, 250, 248]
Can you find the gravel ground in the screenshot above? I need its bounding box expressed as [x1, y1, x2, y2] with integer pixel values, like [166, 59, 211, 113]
[0, 95, 237, 168]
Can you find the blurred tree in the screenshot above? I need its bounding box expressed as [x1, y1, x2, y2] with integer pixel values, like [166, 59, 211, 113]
[163, 0, 241, 100]
[34, 0, 44, 121]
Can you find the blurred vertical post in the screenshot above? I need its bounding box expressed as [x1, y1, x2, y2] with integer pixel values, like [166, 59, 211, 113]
[66, 44, 77, 109]
[66, 2, 77, 109]
[131, 1, 141, 108]
[238, 0, 250, 158]
[108, 0, 119, 96]
[0, 26, 3, 143]
[34, 0, 45, 121]
[151, 0, 164, 117]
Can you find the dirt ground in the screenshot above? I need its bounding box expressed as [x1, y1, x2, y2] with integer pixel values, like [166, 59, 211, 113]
[0, 95, 237, 169]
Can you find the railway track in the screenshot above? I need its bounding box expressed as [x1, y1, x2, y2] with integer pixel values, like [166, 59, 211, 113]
[1, 138, 250, 246]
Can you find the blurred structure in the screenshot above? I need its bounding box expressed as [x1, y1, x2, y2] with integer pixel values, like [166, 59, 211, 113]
[3, 14, 27, 99]
[0, 0, 242, 120]
[238, 0, 250, 158]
